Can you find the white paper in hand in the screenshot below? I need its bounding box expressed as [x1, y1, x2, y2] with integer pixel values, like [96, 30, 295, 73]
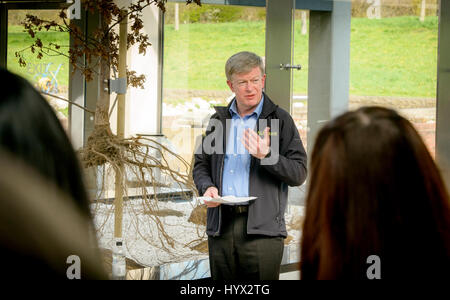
[197, 195, 257, 204]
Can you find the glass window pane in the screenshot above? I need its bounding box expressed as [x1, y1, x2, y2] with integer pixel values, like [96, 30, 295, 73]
[7, 9, 70, 130]
[349, 0, 438, 156]
[293, 9, 309, 150]
[162, 3, 266, 165]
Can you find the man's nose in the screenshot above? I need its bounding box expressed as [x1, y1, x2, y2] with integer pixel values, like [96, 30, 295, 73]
[245, 82, 254, 90]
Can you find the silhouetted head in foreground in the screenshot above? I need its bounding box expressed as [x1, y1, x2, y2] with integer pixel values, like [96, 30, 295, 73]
[0, 152, 107, 280]
[0, 68, 106, 279]
[301, 106, 450, 279]
[0, 68, 91, 217]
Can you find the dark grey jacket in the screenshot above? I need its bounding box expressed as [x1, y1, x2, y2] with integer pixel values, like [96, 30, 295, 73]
[193, 93, 307, 237]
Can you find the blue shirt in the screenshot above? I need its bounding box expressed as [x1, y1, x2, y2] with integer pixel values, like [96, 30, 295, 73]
[221, 95, 264, 201]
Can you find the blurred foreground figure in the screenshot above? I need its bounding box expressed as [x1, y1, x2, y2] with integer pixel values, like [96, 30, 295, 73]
[0, 68, 106, 279]
[0, 152, 107, 279]
[0, 68, 91, 217]
[301, 106, 450, 279]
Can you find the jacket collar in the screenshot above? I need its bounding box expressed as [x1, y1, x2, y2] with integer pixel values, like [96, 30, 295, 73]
[214, 92, 278, 120]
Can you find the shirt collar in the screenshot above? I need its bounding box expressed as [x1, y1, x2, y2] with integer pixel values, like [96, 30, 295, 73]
[229, 94, 265, 118]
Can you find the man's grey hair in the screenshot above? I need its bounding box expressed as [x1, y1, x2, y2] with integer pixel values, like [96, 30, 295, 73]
[225, 51, 265, 81]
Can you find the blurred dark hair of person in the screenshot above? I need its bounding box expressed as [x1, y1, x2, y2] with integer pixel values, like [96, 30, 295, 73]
[0, 151, 107, 280]
[0, 68, 106, 279]
[0, 68, 91, 219]
[301, 106, 450, 279]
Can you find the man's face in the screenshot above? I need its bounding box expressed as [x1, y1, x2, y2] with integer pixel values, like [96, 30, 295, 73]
[227, 67, 266, 115]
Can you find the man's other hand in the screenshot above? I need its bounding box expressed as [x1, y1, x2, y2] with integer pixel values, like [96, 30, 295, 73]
[203, 186, 221, 208]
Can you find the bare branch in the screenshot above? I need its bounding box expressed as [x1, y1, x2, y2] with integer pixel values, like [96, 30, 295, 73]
[40, 91, 95, 114]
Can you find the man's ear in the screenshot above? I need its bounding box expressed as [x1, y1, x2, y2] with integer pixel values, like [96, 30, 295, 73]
[227, 80, 234, 92]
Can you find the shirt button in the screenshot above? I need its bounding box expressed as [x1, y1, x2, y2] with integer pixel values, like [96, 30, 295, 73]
[230, 170, 234, 173]
[228, 187, 232, 191]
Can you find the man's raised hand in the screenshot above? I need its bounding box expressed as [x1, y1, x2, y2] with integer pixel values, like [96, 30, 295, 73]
[242, 127, 270, 159]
